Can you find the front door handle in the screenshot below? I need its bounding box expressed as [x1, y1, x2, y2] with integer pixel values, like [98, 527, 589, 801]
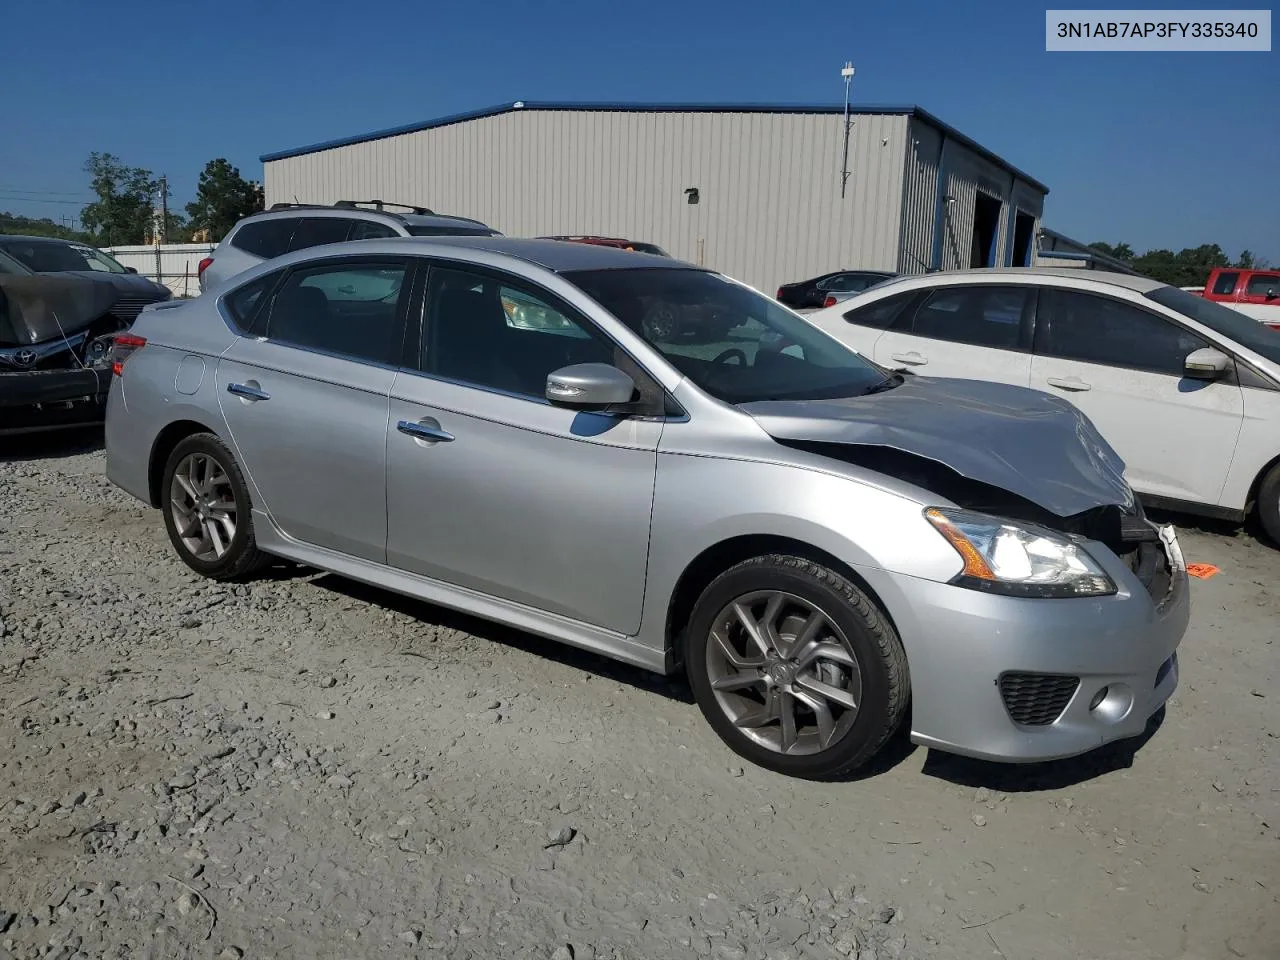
[227, 382, 270, 401]
[890, 351, 927, 366]
[397, 419, 454, 444]
[1046, 376, 1092, 392]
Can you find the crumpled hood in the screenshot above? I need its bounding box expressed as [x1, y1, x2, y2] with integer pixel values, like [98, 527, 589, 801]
[0, 274, 120, 347]
[57, 270, 170, 299]
[740, 376, 1133, 518]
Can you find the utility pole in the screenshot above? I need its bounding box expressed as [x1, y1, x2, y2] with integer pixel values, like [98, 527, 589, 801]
[840, 61, 855, 198]
[155, 176, 168, 283]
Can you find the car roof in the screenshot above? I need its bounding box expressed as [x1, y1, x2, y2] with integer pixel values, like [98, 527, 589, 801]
[0, 234, 95, 245]
[233, 208, 487, 230]
[864, 267, 1164, 294]
[384, 235, 696, 272]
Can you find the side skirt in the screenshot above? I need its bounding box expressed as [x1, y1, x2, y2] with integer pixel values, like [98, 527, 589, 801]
[252, 510, 669, 675]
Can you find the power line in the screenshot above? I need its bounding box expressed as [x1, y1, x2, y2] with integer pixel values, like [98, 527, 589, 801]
[0, 194, 90, 206]
[0, 186, 90, 197]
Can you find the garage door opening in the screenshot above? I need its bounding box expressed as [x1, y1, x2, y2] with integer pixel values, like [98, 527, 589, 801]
[1011, 210, 1035, 267]
[970, 192, 1002, 268]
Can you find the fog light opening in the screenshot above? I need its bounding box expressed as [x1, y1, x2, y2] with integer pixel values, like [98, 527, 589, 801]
[1088, 683, 1134, 724]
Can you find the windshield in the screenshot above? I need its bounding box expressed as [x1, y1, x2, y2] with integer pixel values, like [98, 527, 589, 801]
[0, 239, 126, 274]
[406, 225, 500, 237]
[1146, 285, 1280, 365]
[565, 267, 891, 403]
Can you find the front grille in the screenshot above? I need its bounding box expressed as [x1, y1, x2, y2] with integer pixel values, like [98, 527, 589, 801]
[998, 672, 1079, 726]
[108, 297, 157, 323]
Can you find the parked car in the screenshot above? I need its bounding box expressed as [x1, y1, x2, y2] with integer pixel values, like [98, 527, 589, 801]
[197, 200, 502, 292]
[776, 270, 898, 310]
[106, 238, 1186, 779]
[0, 234, 172, 309]
[1, 242, 170, 435]
[807, 268, 1280, 542]
[1200, 266, 1280, 328]
[538, 235, 670, 257]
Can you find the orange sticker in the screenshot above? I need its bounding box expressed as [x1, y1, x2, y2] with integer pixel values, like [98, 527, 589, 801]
[1186, 563, 1220, 579]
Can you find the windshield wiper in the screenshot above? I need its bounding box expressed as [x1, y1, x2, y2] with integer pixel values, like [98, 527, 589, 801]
[862, 373, 904, 395]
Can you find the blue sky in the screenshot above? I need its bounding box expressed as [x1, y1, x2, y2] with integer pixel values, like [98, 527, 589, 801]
[3, 0, 1276, 261]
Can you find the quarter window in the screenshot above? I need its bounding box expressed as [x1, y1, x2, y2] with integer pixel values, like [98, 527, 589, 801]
[230, 220, 296, 259]
[908, 286, 1030, 349]
[418, 266, 614, 398]
[1245, 274, 1280, 297]
[262, 261, 408, 364]
[1211, 271, 1239, 296]
[842, 291, 917, 329]
[223, 272, 280, 332]
[286, 218, 354, 252]
[349, 221, 399, 241]
[1037, 288, 1208, 376]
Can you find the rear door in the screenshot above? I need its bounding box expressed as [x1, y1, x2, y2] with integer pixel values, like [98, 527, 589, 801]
[1028, 286, 1243, 505]
[217, 255, 414, 561]
[869, 283, 1035, 386]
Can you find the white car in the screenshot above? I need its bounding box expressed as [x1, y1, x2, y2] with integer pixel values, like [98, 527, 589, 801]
[806, 268, 1280, 542]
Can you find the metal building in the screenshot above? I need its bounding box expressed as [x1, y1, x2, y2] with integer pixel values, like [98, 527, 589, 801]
[261, 102, 1049, 295]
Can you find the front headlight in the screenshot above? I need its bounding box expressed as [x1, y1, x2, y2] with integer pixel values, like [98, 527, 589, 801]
[925, 507, 1116, 598]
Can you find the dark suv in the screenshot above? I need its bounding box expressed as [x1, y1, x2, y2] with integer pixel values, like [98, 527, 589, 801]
[199, 200, 501, 291]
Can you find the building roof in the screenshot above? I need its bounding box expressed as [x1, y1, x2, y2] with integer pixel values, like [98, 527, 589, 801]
[1037, 228, 1140, 275]
[260, 101, 1048, 194]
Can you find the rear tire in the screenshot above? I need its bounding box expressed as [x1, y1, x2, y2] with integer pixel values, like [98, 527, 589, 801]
[684, 555, 909, 780]
[1257, 462, 1280, 546]
[160, 432, 270, 581]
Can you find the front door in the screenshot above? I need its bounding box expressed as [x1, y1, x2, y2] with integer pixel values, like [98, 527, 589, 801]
[871, 283, 1035, 387]
[385, 263, 661, 635]
[1029, 287, 1243, 505]
[217, 257, 413, 561]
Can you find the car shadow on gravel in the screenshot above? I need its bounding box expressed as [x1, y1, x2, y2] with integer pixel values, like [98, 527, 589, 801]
[919, 706, 1166, 792]
[0, 426, 104, 462]
[308, 573, 696, 704]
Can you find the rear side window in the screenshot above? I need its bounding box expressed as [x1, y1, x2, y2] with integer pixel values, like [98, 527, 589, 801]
[1211, 271, 1239, 295]
[1245, 273, 1280, 297]
[350, 221, 399, 240]
[223, 272, 279, 332]
[262, 260, 409, 365]
[908, 285, 1031, 350]
[230, 219, 296, 259]
[1037, 288, 1207, 376]
[287, 218, 354, 252]
[841, 291, 917, 329]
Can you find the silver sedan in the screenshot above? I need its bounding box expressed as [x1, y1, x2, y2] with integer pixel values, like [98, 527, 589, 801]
[105, 237, 1188, 779]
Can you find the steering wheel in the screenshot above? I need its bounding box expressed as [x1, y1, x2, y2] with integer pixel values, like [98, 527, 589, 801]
[712, 347, 748, 366]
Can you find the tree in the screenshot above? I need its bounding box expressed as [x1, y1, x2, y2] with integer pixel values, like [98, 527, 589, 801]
[0, 211, 91, 243]
[185, 159, 264, 242]
[80, 153, 158, 246]
[1088, 241, 1134, 262]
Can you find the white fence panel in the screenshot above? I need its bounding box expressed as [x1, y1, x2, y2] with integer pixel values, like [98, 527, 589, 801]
[103, 243, 215, 298]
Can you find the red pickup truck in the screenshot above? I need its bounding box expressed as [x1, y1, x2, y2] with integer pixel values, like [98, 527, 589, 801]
[1201, 267, 1280, 329]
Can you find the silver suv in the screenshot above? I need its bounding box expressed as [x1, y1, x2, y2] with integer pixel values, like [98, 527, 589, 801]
[105, 236, 1188, 780]
[197, 200, 500, 292]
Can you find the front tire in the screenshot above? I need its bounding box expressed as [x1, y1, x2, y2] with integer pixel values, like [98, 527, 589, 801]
[161, 432, 269, 580]
[684, 555, 909, 780]
[1257, 462, 1280, 546]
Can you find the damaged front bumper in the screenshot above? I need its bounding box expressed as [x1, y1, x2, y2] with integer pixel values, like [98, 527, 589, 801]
[1, 365, 112, 434]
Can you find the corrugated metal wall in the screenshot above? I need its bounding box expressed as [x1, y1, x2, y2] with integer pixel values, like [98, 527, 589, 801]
[897, 119, 942, 274]
[103, 242, 215, 298]
[264, 109, 909, 295]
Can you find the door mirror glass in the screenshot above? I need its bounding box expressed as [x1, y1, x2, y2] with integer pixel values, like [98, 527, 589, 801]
[545, 363, 635, 409]
[1184, 346, 1230, 379]
[124, 266, 138, 274]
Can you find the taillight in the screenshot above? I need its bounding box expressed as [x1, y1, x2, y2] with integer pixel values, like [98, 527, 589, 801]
[776, 288, 784, 299]
[823, 295, 837, 308]
[110, 333, 147, 376]
[197, 256, 213, 277]
[1266, 322, 1280, 332]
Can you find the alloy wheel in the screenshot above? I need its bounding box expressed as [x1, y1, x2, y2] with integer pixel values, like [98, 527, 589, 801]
[705, 590, 863, 756]
[169, 453, 238, 562]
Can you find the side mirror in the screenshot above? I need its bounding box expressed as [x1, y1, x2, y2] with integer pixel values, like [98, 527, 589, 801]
[125, 266, 138, 274]
[1184, 347, 1230, 379]
[1265, 289, 1277, 301]
[545, 363, 636, 409]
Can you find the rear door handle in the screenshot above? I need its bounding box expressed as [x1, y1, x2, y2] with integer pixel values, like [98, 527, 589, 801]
[397, 419, 454, 443]
[890, 351, 927, 365]
[1046, 376, 1092, 392]
[227, 382, 270, 401]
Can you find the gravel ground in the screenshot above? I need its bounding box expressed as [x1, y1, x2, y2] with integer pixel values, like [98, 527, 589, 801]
[1, 432, 1277, 960]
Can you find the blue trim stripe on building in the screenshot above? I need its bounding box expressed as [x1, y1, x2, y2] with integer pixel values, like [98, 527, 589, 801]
[259, 100, 1049, 194]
